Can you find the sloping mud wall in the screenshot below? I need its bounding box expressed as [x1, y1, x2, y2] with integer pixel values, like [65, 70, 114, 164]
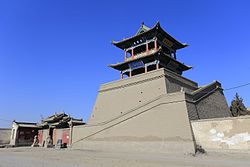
[72, 93, 195, 154]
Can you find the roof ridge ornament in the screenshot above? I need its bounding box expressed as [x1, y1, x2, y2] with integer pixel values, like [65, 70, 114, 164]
[155, 21, 160, 28]
[136, 22, 150, 35]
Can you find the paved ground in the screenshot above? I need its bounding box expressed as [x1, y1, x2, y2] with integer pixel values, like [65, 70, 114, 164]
[0, 147, 250, 167]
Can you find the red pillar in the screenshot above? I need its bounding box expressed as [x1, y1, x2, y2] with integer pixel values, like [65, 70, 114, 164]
[154, 39, 158, 50]
[156, 62, 159, 69]
[131, 48, 134, 59]
[146, 42, 149, 53]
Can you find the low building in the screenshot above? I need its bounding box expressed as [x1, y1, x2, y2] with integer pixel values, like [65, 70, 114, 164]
[9, 113, 84, 147]
[38, 112, 85, 147]
[10, 121, 41, 146]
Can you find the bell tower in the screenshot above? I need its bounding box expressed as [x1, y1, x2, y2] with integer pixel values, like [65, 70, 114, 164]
[110, 22, 191, 79]
[72, 22, 231, 155]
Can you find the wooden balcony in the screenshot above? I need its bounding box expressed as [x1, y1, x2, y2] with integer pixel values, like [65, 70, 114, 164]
[125, 48, 158, 62]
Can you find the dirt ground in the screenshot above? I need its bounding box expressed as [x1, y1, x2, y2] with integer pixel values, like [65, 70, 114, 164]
[0, 147, 250, 167]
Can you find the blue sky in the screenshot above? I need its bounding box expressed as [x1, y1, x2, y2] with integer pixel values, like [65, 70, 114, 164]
[0, 0, 250, 127]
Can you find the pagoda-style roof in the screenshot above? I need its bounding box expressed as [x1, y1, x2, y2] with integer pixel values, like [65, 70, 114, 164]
[40, 112, 85, 128]
[112, 22, 188, 51]
[109, 48, 191, 75]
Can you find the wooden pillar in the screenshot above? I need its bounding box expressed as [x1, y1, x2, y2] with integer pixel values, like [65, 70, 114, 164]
[129, 69, 132, 77]
[146, 42, 149, 53]
[156, 62, 159, 69]
[124, 49, 127, 61]
[131, 48, 134, 59]
[154, 38, 158, 50]
[145, 65, 147, 73]
[120, 72, 123, 79]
